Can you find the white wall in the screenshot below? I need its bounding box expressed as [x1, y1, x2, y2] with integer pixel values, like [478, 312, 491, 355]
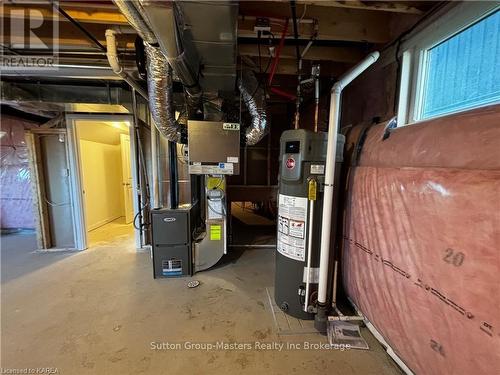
[79, 139, 125, 231]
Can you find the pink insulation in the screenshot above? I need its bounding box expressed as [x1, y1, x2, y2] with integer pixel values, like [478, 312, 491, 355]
[0, 116, 38, 229]
[343, 105, 500, 374]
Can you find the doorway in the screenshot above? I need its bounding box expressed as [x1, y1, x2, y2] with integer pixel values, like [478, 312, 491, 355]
[69, 117, 138, 249]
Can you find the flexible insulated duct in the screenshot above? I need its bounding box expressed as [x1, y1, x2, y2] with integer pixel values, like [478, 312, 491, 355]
[145, 44, 182, 143]
[111, 0, 157, 45]
[138, 0, 201, 99]
[238, 70, 268, 146]
[114, 0, 201, 111]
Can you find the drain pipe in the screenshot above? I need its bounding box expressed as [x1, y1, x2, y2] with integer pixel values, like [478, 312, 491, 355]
[315, 51, 380, 332]
[105, 29, 148, 100]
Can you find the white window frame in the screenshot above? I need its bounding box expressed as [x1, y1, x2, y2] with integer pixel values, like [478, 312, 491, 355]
[397, 2, 500, 127]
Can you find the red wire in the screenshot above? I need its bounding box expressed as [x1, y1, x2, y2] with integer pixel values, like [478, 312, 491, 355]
[267, 18, 289, 87]
[270, 87, 296, 101]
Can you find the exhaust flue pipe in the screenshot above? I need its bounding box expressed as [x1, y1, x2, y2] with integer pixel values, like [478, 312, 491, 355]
[238, 70, 268, 146]
[315, 51, 380, 332]
[105, 29, 148, 99]
[145, 44, 183, 143]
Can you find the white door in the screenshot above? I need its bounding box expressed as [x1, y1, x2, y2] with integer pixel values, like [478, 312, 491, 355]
[120, 134, 134, 223]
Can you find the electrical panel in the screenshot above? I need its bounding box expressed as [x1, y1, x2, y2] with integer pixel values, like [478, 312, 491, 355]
[187, 121, 240, 175]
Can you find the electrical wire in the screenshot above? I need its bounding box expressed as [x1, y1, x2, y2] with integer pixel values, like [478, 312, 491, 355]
[178, 144, 188, 164]
[206, 175, 226, 217]
[299, 4, 308, 23]
[131, 90, 152, 232]
[239, 30, 275, 108]
[44, 197, 70, 207]
[207, 198, 226, 218]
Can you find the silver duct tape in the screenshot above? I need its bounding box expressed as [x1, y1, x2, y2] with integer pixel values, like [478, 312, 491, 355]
[112, 0, 157, 44]
[145, 44, 182, 143]
[238, 70, 268, 146]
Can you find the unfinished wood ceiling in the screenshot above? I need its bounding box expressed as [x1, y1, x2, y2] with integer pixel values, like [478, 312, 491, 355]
[1, 1, 436, 76]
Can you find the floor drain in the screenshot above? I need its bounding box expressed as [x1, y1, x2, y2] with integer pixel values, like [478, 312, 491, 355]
[187, 280, 200, 288]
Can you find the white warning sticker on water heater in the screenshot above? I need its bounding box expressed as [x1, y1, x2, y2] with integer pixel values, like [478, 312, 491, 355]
[277, 194, 308, 262]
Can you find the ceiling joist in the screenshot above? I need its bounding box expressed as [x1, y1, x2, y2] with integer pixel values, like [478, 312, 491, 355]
[239, 2, 394, 43]
[238, 44, 365, 63]
[284, 1, 424, 14]
[0, 5, 128, 25]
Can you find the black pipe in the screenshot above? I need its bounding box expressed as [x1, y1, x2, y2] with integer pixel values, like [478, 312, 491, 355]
[168, 141, 179, 209]
[135, 37, 147, 80]
[51, 2, 106, 52]
[290, 0, 301, 74]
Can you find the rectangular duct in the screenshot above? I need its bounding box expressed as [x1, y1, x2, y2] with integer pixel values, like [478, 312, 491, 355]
[178, 0, 238, 92]
[140, 0, 238, 93]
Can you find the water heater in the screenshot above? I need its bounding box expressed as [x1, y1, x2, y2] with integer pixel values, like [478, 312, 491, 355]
[275, 129, 345, 319]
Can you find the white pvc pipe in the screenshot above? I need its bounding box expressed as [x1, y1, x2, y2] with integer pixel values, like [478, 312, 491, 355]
[105, 29, 148, 99]
[304, 198, 314, 312]
[317, 51, 380, 305]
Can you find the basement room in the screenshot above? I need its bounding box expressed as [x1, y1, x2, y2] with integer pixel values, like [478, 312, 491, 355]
[0, 1, 498, 374]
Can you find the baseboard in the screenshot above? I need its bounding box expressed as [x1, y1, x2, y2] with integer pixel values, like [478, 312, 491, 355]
[88, 215, 122, 232]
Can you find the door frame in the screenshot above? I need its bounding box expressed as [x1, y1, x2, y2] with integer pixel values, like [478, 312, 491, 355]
[26, 128, 75, 250]
[66, 114, 140, 250]
[119, 132, 134, 224]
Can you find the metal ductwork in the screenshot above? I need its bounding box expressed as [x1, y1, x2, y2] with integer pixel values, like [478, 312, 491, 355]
[138, 0, 201, 98]
[145, 44, 183, 143]
[238, 70, 269, 146]
[173, 0, 238, 92]
[138, 0, 237, 94]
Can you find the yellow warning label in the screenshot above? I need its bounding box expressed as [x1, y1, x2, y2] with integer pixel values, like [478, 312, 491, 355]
[207, 176, 225, 190]
[210, 224, 222, 240]
[308, 179, 317, 201]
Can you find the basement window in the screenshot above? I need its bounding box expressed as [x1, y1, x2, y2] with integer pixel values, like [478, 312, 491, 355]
[420, 10, 500, 120]
[397, 3, 500, 125]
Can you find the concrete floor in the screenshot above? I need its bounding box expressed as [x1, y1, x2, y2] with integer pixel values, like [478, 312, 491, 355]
[1, 221, 401, 374]
[87, 217, 133, 247]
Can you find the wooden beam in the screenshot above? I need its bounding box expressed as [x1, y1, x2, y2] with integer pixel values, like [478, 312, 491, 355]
[3, 20, 135, 50]
[1, 4, 128, 25]
[238, 44, 365, 63]
[293, 1, 423, 14]
[239, 1, 393, 43]
[242, 56, 350, 76]
[6, 35, 135, 51]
